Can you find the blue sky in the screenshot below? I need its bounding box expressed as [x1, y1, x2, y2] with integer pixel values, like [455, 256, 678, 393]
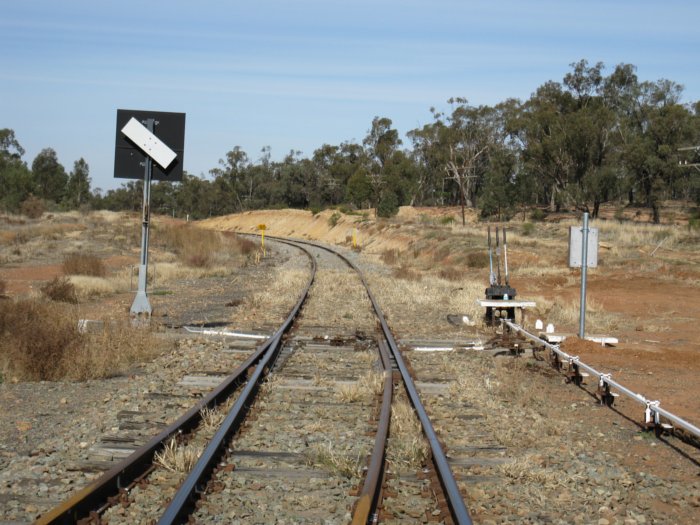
[2, 0, 699, 191]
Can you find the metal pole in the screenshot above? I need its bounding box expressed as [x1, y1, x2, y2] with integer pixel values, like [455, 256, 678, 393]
[503, 227, 509, 286]
[579, 212, 589, 338]
[487, 226, 495, 285]
[495, 226, 501, 285]
[130, 118, 154, 318]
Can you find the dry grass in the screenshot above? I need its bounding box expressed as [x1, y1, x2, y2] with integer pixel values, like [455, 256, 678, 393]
[370, 273, 484, 330]
[334, 370, 386, 402]
[62, 319, 162, 381]
[300, 269, 375, 327]
[68, 275, 116, 300]
[62, 253, 106, 277]
[41, 276, 78, 304]
[381, 249, 399, 265]
[0, 297, 162, 381]
[240, 268, 310, 324]
[531, 296, 621, 333]
[199, 406, 225, 434]
[392, 265, 422, 281]
[0, 299, 82, 381]
[498, 454, 570, 486]
[154, 438, 203, 473]
[388, 392, 430, 469]
[153, 223, 250, 269]
[304, 441, 364, 478]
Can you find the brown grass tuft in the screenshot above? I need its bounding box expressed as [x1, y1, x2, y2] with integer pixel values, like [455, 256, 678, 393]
[464, 251, 490, 268]
[186, 253, 211, 268]
[0, 299, 82, 380]
[20, 194, 45, 219]
[154, 438, 203, 473]
[62, 253, 107, 277]
[388, 392, 430, 469]
[0, 298, 161, 381]
[304, 441, 364, 478]
[154, 223, 248, 268]
[392, 265, 422, 281]
[381, 249, 399, 266]
[334, 370, 386, 402]
[41, 276, 79, 304]
[437, 267, 462, 281]
[235, 236, 257, 255]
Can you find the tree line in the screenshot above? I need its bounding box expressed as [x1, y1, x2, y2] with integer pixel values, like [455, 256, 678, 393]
[2, 60, 699, 222]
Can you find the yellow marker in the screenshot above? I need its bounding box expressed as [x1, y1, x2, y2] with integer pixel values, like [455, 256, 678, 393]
[258, 224, 266, 255]
[352, 228, 357, 248]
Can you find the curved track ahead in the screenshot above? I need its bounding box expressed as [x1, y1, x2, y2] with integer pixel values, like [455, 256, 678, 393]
[36, 236, 472, 525]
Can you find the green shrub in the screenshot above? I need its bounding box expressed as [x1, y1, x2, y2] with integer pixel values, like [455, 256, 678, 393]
[439, 215, 455, 225]
[328, 211, 341, 228]
[529, 208, 547, 222]
[521, 222, 535, 236]
[310, 205, 323, 216]
[377, 191, 399, 218]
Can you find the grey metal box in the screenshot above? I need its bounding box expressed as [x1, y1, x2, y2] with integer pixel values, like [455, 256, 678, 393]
[568, 226, 598, 268]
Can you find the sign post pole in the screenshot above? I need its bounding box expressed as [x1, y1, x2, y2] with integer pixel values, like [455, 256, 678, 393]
[130, 118, 155, 318]
[578, 212, 589, 338]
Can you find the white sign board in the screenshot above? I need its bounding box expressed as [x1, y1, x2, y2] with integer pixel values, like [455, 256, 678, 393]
[568, 226, 598, 268]
[121, 117, 177, 169]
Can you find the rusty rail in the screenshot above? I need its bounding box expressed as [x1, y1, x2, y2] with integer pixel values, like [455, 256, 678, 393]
[36, 238, 316, 525]
[351, 340, 393, 525]
[281, 237, 473, 525]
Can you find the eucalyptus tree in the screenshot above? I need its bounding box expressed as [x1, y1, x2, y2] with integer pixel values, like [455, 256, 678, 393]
[209, 146, 249, 212]
[362, 117, 404, 214]
[63, 158, 91, 209]
[31, 148, 68, 204]
[312, 142, 364, 205]
[0, 128, 33, 211]
[619, 78, 694, 222]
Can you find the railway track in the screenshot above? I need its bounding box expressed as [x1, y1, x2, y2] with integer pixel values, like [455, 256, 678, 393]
[36, 238, 472, 524]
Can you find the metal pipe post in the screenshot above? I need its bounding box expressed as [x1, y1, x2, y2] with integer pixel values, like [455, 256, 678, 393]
[503, 227, 509, 286]
[130, 118, 155, 318]
[579, 212, 589, 338]
[487, 226, 495, 285]
[495, 226, 502, 285]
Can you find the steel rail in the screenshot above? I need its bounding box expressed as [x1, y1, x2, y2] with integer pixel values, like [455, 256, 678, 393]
[36, 241, 316, 525]
[279, 237, 473, 525]
[36, 340, 272, 525]
[156, 241, 316, 525]
[505, 321, 700, 440]
[351, 339, 393, 525]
